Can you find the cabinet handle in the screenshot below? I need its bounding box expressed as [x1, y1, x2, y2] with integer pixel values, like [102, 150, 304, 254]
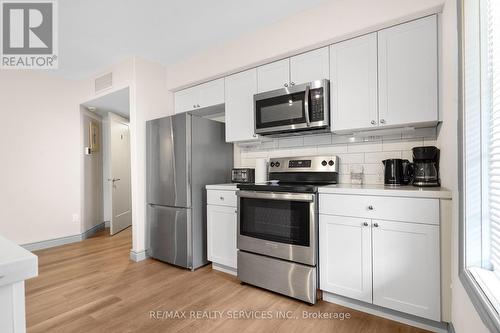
[370, 120, 376, 125]
[220, 196, 224, 200]
[284, 83, 289, 87]
[367, 205, 374, 211]
[193, 104, 196, 108]
[373, 223, 379, 228]
[197, 104, 201, 108]
[290, 82, 295, 86]
[363, 222, 369, 227]
[380, 119, 386, 124]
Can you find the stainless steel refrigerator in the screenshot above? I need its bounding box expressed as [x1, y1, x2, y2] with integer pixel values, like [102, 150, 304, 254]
[146, 113, 233, 270]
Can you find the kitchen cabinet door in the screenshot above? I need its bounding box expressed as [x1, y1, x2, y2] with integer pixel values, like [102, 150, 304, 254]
[225, 69, 259, 142]
[378, 15, 438, 127]
[319, 214, 373, 303]
[372, 219, 440, 321]
[207, 204, 237, 269]
[290, 47, 330, 85]
[174, 87, 198, 114]
[198, 78, 225, 109]
[330, 33, 378, 132]
[257, 58, 290, 93]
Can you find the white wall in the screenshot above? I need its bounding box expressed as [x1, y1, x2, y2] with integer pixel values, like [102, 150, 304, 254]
[0, 71, 85, 244]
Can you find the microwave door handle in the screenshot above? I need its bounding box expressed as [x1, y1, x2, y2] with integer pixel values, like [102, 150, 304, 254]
[304, 85, 310, 127]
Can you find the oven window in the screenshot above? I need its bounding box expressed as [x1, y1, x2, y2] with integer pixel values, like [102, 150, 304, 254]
[255, 91, 306, 129]
[240, 197, 310, 246]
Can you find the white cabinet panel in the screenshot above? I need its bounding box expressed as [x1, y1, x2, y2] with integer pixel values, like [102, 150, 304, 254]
[257, 59, 290, 93]
[319, 194, 439, 225]
[330, 33, 378, 132]
[198, 78, 224, 109]
[174, 79, 224, 114]
[372, 219, 440, 321]
[207, 204, 237, 269]
[207, 189, 237, 207]
[225, 69, 259, 142]
[290, 47, 330, 85]
[319, 215, 372, 303]
[378, 15, 438, 126]
[174, 87, 198, 114]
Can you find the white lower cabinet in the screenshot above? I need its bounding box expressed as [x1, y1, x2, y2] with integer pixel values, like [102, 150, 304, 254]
[319, 194, 441, 322]
[319, 215, 372, 303]
[372, 219, 440, 321]
[207, 190, 237, 273]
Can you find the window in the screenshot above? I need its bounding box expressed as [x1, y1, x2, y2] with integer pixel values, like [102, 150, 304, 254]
[460, 0, 500, 330]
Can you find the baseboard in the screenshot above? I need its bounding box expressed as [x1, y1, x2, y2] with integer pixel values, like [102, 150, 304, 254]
[212, 263, 237, 276]
[82, 223, 105, 240]
[130, 249, 148, 262]
[22, 222, 106, 252]
[322, 292, 449, 333]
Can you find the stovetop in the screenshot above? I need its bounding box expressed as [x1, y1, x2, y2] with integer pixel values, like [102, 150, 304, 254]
[237, 182, 331, 193]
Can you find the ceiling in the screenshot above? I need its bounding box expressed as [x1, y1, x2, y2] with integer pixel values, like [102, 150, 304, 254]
[55, 0, 326, 79]
[82, 87, 130, 118]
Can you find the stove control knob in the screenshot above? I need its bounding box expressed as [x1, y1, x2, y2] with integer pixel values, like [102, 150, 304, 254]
[328, 160, 334, 166]
[321, 160, 328, 166]
[270, 162, 275, 167]
[275, 162, 280, 167]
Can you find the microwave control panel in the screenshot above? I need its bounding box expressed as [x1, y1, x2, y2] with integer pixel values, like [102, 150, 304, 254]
[310, 87, 324, 122]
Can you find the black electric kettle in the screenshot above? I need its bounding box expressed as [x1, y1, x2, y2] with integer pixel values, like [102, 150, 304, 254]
[382, 159, 414, 186]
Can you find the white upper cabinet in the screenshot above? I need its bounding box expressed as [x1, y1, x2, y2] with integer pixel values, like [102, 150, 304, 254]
[198, 78, 225, 108]
[290, 47, 330, 85]
[319, 215, 373, 303]
[330, 33, 378, 132]
[372, 219, 440, 321]
[378, 15, 438, 126]
[225, 69, 259, 142]
[257, 59, 290, 93]
[174, 78, 224, 114]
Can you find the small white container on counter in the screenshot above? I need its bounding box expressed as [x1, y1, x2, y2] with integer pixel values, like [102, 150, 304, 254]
[255, 158, 268, 183]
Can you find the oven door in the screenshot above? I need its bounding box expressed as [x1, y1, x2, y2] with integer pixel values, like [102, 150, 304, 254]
[237, 191, 317, 266]
[254, 79, 329, 135]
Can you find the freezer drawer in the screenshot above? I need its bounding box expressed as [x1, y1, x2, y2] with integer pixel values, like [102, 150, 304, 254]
[149, 205, 190, 268]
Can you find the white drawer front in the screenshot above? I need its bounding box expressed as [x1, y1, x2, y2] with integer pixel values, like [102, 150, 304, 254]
[207, 190, 237, 207]
[319, 194, 439, 225]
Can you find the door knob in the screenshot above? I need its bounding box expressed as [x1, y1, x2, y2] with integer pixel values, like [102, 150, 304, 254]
[373, 223, 379, 228]
[290, 82, 295, 86]
[197, 104, 201, 107]
[363, 222, 369, 227]
[380, 119, 386, 124]
[371, 120, 376, 125]
[193, 104, 196, 108]
[367, 205, 374, 210]
[284, 83, 289, 87]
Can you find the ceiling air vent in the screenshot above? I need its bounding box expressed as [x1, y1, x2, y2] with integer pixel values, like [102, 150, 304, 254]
[94, 72, 113, 94]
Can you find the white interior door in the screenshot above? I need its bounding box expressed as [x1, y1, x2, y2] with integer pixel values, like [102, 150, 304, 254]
[110, 116, 132, 235]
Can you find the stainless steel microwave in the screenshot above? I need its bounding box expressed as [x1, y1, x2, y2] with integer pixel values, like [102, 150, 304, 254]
[254, 79, 329, 136]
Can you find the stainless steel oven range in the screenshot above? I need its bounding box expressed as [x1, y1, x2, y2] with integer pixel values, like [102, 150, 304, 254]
[237, 155, 339, 304]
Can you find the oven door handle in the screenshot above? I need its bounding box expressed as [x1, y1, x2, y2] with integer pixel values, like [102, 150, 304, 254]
[237, 191, 314, 202]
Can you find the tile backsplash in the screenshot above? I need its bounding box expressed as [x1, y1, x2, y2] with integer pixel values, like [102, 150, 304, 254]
[235, 128, 439, 185]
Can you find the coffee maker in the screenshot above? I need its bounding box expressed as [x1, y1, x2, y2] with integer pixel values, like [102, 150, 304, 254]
[412, 146, 440, 187]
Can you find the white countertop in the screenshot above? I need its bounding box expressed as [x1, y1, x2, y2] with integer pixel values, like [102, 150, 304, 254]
[0, 235, 38, 286]
[318, 184, 452, 199]
[206, 183, 238, 191]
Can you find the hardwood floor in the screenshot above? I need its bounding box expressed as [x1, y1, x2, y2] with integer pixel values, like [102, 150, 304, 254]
[26, 228, 430, 333]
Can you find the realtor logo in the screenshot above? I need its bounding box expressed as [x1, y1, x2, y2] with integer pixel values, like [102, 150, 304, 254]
[1, 0, 58, 69]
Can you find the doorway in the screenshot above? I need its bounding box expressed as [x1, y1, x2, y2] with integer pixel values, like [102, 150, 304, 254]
[81, 87, 132, 237]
